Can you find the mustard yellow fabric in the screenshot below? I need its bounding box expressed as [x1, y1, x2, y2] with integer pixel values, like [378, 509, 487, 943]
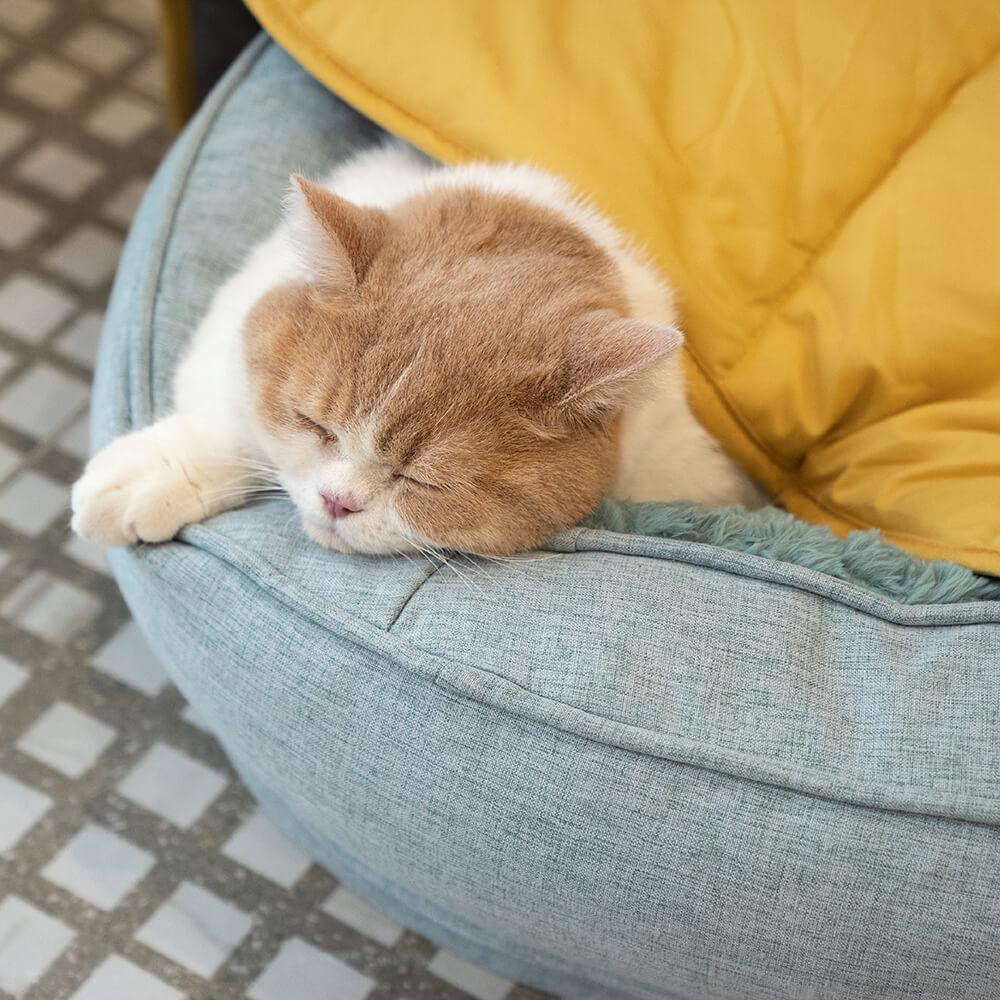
[246, 0, 1000, 576]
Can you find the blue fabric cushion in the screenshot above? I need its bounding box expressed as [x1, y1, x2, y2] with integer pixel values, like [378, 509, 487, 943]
[96, 37, 1000, 1000]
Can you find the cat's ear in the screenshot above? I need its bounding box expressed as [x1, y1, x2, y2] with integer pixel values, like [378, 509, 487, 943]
[284, 174, 389, 295]
[558, 314, 683, 414]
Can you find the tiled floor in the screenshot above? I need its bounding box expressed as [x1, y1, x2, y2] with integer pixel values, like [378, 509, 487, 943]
[0, 3, 554, 999]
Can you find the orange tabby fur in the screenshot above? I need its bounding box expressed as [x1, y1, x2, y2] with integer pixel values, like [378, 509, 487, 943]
[244, 181, 657, 554]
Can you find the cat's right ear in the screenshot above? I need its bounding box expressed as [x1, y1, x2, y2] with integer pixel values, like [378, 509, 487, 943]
[284, 175, 389, 295]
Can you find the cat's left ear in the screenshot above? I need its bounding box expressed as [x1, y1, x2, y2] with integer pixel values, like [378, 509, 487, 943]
[284, 174, 389, 295]
[558, 315, 684, 413]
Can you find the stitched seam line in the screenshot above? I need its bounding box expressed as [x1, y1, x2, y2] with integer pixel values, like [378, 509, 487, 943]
[724, 42, 1000, 374]
[386, 561, 446, 631]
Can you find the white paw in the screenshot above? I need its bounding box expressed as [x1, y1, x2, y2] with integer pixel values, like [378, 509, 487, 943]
[71, 423, 211, 547]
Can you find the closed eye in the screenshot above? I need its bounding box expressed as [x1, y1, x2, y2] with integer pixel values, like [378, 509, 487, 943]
[393, 471, 445, 492]
[294, 411, 338, 446]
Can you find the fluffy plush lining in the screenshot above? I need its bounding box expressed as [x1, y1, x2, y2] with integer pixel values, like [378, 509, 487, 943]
[584, 499, 1000, 606]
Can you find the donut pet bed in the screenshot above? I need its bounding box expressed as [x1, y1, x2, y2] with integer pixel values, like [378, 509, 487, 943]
[96, 24, 1000, 1000]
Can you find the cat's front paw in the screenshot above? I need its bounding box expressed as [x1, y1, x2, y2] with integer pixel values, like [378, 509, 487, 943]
[71, 423, 212, 547]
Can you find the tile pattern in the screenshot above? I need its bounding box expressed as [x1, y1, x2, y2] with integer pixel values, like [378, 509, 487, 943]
[0, 3, 557, 999]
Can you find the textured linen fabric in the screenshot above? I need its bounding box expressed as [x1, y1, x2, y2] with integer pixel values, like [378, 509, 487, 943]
[244, 0, 1000, 576]
[95, 38, 1000, 1000]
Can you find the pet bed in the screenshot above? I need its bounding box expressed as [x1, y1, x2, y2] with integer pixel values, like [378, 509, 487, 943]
[96, 37, 1000, 1000]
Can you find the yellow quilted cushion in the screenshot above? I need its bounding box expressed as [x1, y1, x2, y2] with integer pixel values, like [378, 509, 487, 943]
[246, 0, 1000, 575]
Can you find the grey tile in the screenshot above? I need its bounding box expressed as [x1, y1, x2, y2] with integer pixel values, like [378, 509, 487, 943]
[128, 55, 165, 100]
[249, 938, 373, 1000]
[117, 742, 227, 828]
[102, 177, 148, 227]
[42, 823, 154, 910]
[103, 0, 158, 29]
[62, 22, 137, 73]
[0, 363, 89, 438]
[222, 810, 312, 888]
[0, 655, 30, 708]
[69, 955, 183, 1000]
[322, 888, 404, 947]
[92, 621, 169, 696]
[55, 310, 103, 367]
[0, 191, 47, 250]
[0, 440, 22, 481]
[0, 0, 54, 34]
[0, 468, 68, 535]
[44, 225, 123, 287]
[17, 701, 117, 778]
[0, 273, 76, 342]
[0, 111, 29, 161]
[58, 413, 93, 460]
[62, 534, 112, 575]
[86, 94, 159, 145]
[135, 881, 254, 976]
[0, 770, 52, 851]
[0, 896, 74, 996]
[428, 951, 514, 1000]
[16, 141, 104, 199]
[8, 56, 88, 111]
[0, 572, 103, 642]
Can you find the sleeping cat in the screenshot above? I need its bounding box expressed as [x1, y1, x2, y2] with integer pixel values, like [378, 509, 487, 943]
[71, 142, 764, 556]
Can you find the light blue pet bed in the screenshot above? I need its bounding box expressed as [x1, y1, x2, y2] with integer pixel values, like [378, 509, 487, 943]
[96, 38, 1000, 1000]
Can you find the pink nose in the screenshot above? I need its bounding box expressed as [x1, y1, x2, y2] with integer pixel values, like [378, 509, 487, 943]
[321, 491, 362, 519]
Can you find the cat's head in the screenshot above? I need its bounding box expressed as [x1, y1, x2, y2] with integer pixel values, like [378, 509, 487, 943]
[243, 173, 681, 556]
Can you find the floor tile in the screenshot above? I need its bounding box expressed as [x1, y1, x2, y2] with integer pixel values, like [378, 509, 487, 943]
[117, 742, 227, 828]
[0, 895, 75, 996]
[92, 620, 169, 696]
[58, 413, 93, 460]
[62, 22, 137, 73]
[17, 701, 117, 778]
[7, 56, 88, 111]
[0, 111, 29, 160]
[249, 937, 373, 1000]
[128, 54, 165, 99]
[44, 224, 123, 287]
[0, 190, 47, 249]
[0, 654, 30, 707]
[69, 954, 184, 1000]
[102, 176, 148, 226]
[55, 310, 103, 367]
[0, 469, 68, 535]
[0, 273, 76, 342]
[179, 702, 210, 731]
[0, 363, 89, 437]
[62, 533, 112, 575]
[86, 94, 159, 145]
[0, 572, 102, 642]
[322, 888, 404, 947]
[135, 881, 254, 977]
[103, 0, 159, 29]
[16, 140, 104, 199]
[42, 823, 155, 911]
[0, 769, 52, 851]
[0, 441, 22, 481]
[0, 0, 54, 35]
[222, 810, 312, 888]
[428, 951, 514, 1000]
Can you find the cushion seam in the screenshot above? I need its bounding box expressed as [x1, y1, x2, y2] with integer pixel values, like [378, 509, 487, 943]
[721, 42, 1000, 376]
[137, 540, 1000, 826]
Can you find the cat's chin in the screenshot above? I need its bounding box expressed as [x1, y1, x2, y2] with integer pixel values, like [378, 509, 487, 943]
[299, 513, 420, 557]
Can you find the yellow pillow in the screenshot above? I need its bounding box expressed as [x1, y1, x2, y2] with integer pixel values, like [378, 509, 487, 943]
[246, 0, 1000, 575]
